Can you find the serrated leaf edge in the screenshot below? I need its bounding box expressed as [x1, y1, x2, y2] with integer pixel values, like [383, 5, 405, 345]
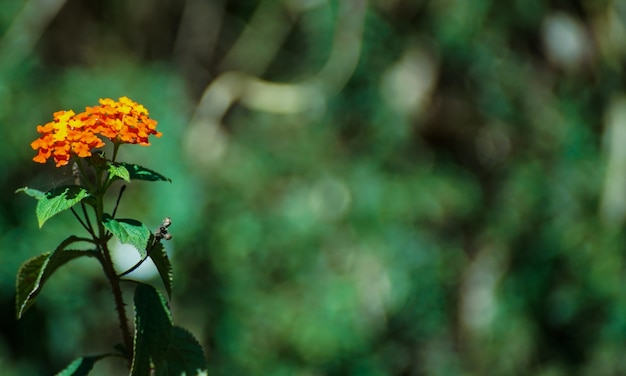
[35, 185, 90, 228]
[16, 236, 97, 318]
[102, 215, 151, 258]
[149, 243, 173, 299]
[131, 283, 173, 376]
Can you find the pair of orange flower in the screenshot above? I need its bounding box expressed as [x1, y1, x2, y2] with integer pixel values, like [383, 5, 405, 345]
[31, 96, 161, 167]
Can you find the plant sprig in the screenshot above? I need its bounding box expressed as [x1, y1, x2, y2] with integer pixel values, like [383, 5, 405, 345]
[16, 97, 206, 375]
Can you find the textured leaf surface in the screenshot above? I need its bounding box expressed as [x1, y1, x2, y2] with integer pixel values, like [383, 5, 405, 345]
[17, 185, 89, 227]
[108, 163, 130, 182]
[16, 236, 96, 318]
[158, 327, 208, 376]
[55, 355, 108, 376]
[149, 242, 173, 298]
[113, 162, 171, 182]
[103, 214, 151, 257]
[16, 253, 48, 318]
[131, 283, 172, 376]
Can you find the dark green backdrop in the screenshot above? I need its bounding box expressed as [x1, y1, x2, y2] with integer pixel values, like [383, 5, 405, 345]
[1, 0, 625, 375]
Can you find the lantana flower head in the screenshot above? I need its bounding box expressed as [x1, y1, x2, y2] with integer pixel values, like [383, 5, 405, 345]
[31, 97, 161, 167]
[79, 96, 161, 146]
[31, 110, 106, 167]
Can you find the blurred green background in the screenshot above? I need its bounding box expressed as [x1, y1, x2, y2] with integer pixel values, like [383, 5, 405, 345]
[1, 0, 626, 374]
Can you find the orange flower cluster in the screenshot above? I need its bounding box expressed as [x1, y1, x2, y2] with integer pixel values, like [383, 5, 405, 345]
[31, 97, 161, 167]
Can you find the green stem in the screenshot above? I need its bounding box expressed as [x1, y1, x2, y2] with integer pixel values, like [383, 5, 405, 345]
[93, 168, 133, 365]
[81, 202, 95, 236]
[117, 238, 158, 278]
[111, 185, 126, 219]
[99, 240, 133, 363]
[70, 207, 94, 237]
[112, 143, 120, 163]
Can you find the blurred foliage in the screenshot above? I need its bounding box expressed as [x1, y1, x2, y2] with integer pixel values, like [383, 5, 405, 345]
[2, 0, 626, 375]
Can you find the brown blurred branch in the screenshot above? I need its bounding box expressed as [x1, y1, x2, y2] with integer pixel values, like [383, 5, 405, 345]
[0, 0, 67, 69]
[186, 0, 367, 164]
[218, 0, 296, 75]
[196, 0, 367, 113]
[173, 0, 224, 87]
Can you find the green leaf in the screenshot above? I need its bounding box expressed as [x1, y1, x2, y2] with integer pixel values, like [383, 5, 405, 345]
[111, 162, 171, 183]
[131, 283, 173, 376]
[103, 214, 151, 257]
[55, 355, 109, 376]
[15, 186, 45, 200]
[131, 285, 207, 376]
[108, 163, 130, 182]
[17, 185, 90, 228]
[15, 253, 47, 318]
[16, 236, 97, 319]
[157, 327, 207, 376]
[149, 242, 173, 298]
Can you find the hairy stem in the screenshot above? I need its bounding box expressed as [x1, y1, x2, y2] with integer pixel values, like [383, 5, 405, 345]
[100, 241, 133, 363]
[93, 167, 133, 365]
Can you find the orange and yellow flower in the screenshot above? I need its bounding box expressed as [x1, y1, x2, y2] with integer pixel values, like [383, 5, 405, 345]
[31, 110, 106, 167]
[78, 96, 161, 146]
[31, 97, 161, 167]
